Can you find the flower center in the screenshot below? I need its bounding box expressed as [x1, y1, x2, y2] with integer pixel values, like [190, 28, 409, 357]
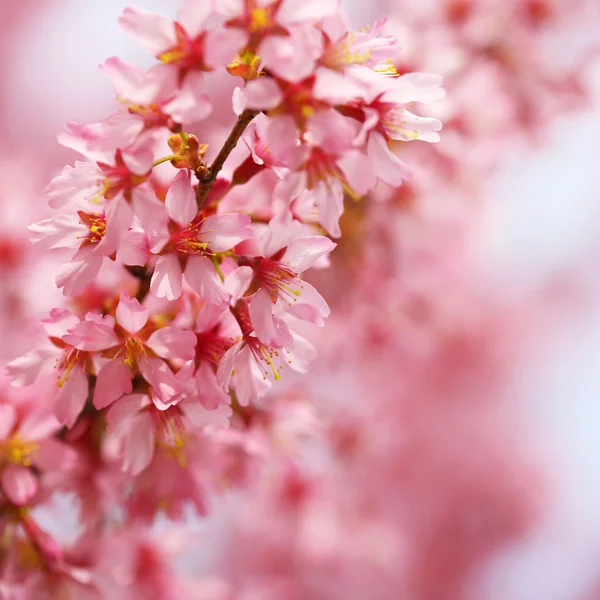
[249, 8, 271, 32]
[151, 407, 187, 466]
[256, 258, 302, 304]
[55, 348, 85, 388]
[173, 222, 211, 255]
[1, 435, 39, 467]
[122, 337, 147, 368]
[78, 211, 107, 246]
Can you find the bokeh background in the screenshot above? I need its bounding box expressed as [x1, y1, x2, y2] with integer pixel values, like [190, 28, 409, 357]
[2, 1, 600, 599]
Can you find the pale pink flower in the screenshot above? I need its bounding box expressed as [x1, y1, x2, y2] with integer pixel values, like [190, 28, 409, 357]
[148, 170, 253, 302]
[63, 291, 196, 410]
[217, 298, 316, 405]
[0, 403, 61, 505]
[28, 202, 134, 296]
[230, 215, 335, 334]
[106, 390, 231, 475]
[120, 2, 244, 76]
[100, 56, 213, 129]
[6, 309, 119, 427]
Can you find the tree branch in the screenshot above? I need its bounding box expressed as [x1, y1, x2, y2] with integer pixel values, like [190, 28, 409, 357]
[196, 109, 260, 209]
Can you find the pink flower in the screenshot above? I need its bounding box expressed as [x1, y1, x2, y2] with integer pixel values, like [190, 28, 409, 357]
[217, 298, 316, 405]
[119, 3, 244, 77]
[28, 202, 134, 296]
[230, 215, 335, 332]
[64, 291, 197, 410]
[148, 170, 253, 302]
[106, 390, 231, 475]
[0, 403, 62, 505]
[100, 56, 213, 129]
[6, 309, 119, 428]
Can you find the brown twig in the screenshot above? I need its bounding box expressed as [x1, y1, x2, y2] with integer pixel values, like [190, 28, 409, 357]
[195, 109, 260, 209]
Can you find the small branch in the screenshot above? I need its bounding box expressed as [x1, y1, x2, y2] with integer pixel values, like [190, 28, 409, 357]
[196, 109, 260, 209]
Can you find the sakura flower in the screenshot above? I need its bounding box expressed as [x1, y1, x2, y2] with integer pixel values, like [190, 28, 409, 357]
[217, 297, 316, 406]
[120, 2, 244, 77]
[49, 128, 156, 210]
[100, 56, 213, 130]
[64, 291, 196, 411]
[219, 0, 340, 82]
[6, 309, 119, 428]
[148, 170, 253, 302]
[28, 201, 134, 296]
[350, 70, 444, 186]
[230, 215, 335, 332]
[0, 403, 61, 505]
[106, 388, 231, 476]
[319, 15, 402, 74]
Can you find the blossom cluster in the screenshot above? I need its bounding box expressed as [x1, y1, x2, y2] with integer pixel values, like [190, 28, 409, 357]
[1, 0, 444, 593]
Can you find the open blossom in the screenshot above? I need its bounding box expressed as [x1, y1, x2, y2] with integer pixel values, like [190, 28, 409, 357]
[66, 291, 196, 410]
[146, 170, 253, 302]
[0, 403, 62, 505]
[230, 215, 335, 334]
[6, 309, 119, 427]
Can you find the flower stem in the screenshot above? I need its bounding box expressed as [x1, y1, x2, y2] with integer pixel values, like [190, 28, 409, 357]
[196, 109, 260, 209]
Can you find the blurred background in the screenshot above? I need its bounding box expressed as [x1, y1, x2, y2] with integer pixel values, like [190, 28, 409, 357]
[2, 1, 600, 599]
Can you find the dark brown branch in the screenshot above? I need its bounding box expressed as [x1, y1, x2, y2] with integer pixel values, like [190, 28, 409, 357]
[196, 109, 260, 209]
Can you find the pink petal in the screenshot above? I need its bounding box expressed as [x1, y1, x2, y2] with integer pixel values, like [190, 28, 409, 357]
[313, 67, 365, 105]
[224, 266, 253, 304]
[261, 213, 302, 257]
[63, 320, 119, 352]
[195, 362, 230, 410]
[122, 412, 155, 475]
[184, 256, 229, 306]
[307, 109, 357, 154]
[106, 393, 150, 435]
[216, 341, 244, 392]
[116, 292, 149, 334]
[249, 289, 279, 346]
[55, 248, 104, 297]
[118, 228, 149, 267]
[283, 235, 336, 273]
[146, 326, 197, 361]
[150, 254, 183, 300]
[5, 348, 57, 387]
[284, 281, 330, 325]
[367, 131, 412, 186]
[93, 361, 133, 409]
[201, 213, 252, 252]
[140, 358, 184, 408]
[54, 369, 89, 428]
[99, 197, 134, 257]
[131, 187, 169, 251]
[233, 346, 271, 406]
[337, 149, 377, 196]
[119, 7, 175, 55]
[165, 170, 197, 227]
[45, 162, 102, 210]
[277, 0, 339, 25]
[312, 180, 344, 238]
[177, 0, 213, 38]
[204, 28, 248, 69]
[99, 56, 162, 105]
[180, 400, 231, 429]
[164, 72, 213, 123]
[0, 404, 17, 439]
[40, 309, 80, 339]
[245, 78, 283, 111]
[28, 215, 87, 251]
[2, 466, 38, 506]
[18, 410, 61, 441]
[259, 29, 321, 83]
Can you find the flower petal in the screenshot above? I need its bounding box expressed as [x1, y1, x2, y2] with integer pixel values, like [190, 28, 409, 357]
[93, 361, 133, 409]
[147, 326, 197, 361]
[116, 291, 149, 334]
